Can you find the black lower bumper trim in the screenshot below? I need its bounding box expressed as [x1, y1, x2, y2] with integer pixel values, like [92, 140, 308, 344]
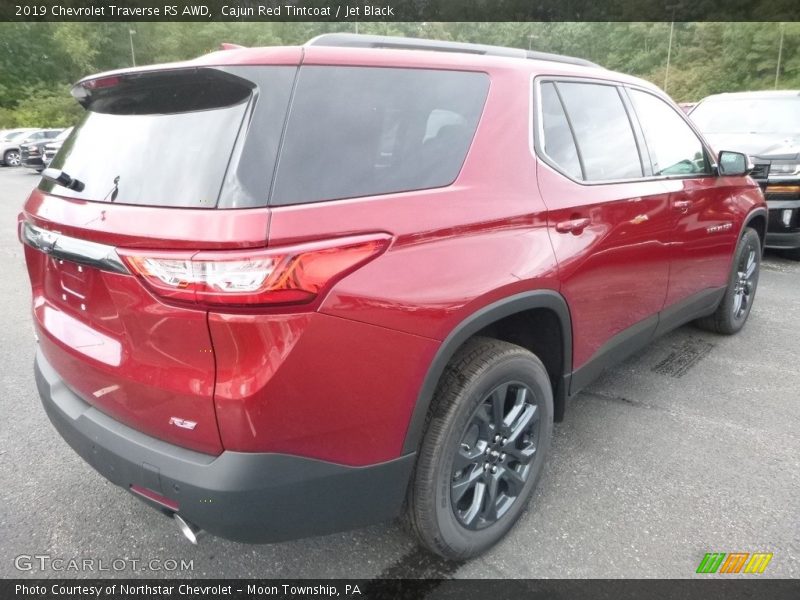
[765, 230, 800, 249]
[34, 348, 415, 543]
[766, 201, 800, 249]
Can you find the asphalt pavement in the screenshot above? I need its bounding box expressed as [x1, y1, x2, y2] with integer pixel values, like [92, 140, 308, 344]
[0, 167, 797, 579]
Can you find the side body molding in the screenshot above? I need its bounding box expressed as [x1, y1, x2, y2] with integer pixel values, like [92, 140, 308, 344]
[401, 290, 573, 455]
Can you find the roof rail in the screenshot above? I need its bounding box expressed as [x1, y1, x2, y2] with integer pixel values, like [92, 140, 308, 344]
[305, 33, 599, 68]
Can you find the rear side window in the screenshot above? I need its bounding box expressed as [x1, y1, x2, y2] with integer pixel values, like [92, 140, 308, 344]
[539, 83, 582, 180]
[271, 67, 489, 206]
[629, 89, 710, 176]
[554, 82, 643, 182]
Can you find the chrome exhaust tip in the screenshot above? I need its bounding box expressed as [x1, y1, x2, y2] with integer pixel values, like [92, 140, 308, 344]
[173, 514, 203, 545]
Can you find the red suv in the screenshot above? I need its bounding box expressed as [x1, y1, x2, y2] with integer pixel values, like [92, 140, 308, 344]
[21, 34, 766, 559]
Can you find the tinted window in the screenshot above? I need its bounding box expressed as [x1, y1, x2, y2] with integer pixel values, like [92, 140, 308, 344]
[540, 82, 582, 179]
[556, 82, 643, 181]
[630, 90, 709, 176]
[271, 67, 489, 206]
[42, 70, 252, 208]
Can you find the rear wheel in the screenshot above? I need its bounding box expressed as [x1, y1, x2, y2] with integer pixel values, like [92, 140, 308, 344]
[407, 337, 553, 559]
[695, 228, 761, 334]
[3, 150, 20, 167]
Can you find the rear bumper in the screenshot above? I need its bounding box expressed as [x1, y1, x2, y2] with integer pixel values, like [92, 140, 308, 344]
[34, 348, 415, 543]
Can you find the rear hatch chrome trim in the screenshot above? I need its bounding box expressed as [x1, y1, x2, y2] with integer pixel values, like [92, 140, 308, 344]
[21, 221, 128, 275]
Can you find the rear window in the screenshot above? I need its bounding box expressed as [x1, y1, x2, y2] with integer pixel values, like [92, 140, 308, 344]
[41, 69, 254, 208]
[270, 67, 489, 206]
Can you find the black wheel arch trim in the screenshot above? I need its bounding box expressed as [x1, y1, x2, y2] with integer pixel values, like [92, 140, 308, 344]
[401, 290, 573, 455]
[742, 206, 768, 249]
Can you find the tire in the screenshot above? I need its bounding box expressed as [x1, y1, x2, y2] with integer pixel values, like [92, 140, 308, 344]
[695, 228, 761, 335]
[406, 337, 553, 559]
[3, 150, 21, 167]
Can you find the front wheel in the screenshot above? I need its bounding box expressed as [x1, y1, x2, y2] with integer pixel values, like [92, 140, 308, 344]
[406, 337, 553, 559]
[695, 228, 761, 335]
[3, 150, 20, 167]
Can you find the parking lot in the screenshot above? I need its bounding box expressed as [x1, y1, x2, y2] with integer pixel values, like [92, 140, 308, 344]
[0, 166, 797, 579]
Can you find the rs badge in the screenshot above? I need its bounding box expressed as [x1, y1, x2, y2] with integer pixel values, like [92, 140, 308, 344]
[169, 417, 198, 430]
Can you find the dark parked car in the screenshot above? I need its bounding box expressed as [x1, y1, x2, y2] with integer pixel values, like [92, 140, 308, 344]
[690, 90, 800, 258]
[21, 129, 65, 172]
[42, 127, 73, 167]
[21, 34, 766, 559]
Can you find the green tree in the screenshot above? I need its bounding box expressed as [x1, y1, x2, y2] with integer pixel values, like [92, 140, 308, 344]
[1, 21, 798, 127]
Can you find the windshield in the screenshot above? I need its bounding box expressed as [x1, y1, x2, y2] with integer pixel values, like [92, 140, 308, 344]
[45, 107, 246, 207]
[691, 96, 800, 134]
[2, 131, 28, 142]
[41, 69, 253, 208]
[53, 127, 73, 142]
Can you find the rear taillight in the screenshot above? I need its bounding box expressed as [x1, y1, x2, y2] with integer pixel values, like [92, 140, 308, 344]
[118, 234, 390, 309]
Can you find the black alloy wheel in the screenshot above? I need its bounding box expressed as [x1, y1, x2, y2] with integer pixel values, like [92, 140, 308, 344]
[451, 381, 540, 530]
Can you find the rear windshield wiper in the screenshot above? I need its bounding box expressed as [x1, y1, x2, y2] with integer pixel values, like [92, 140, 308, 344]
[103, 176, 120, 203]
[42, 168, 85, 192]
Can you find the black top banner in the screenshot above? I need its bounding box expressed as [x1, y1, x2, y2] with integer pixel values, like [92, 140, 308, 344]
[2, 0, 799, 22]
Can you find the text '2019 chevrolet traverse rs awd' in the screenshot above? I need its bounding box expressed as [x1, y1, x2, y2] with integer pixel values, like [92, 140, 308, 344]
[21, 34, 766, 559]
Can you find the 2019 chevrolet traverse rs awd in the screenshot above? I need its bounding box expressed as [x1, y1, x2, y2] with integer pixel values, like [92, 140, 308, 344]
[21, 34, 767, 559]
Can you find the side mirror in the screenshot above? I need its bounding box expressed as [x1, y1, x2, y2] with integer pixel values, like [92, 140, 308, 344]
[718, 150, 752, 176]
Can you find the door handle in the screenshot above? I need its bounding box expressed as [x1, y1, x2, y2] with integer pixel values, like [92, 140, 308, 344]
[672, 199, 692, 213]
[555, 217, 591, 235]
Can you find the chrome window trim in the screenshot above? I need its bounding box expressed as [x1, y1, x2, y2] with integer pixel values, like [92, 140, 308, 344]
[530, 74, 720, 186]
